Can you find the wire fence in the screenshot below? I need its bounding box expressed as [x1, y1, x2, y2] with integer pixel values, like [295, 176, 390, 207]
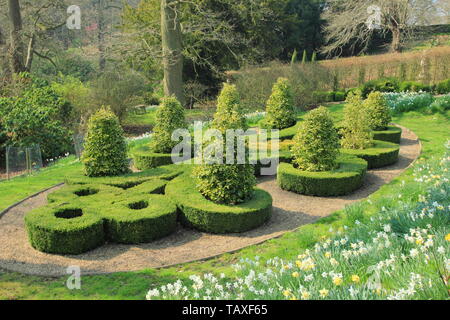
[1, 145, 43, 180]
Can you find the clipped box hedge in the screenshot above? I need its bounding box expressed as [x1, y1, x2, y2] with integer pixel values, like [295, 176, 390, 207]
[277, 154, 368, 196]
[166, 174, 272, 234]
[372, 125, 402, 144]
[47, 184, 123, 205]
[341, 140, 400, 169]
[133, 150, 174, 170]
[25, 204, 105, 255]
[102, 194, 177, 244]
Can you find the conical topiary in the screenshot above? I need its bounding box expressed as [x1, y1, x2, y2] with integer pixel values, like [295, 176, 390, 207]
[340, 92, 373, 150]
[150, 96, 187, 153]
[291, 106, 340, 172]
[193, 83, 255, 205]
[82, 107, 130, 177]
[363, 91, 392, 131]
[264, 77, 296, 130]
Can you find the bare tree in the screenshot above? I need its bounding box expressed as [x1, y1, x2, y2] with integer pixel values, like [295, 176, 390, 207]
[321, 0, 439, 56]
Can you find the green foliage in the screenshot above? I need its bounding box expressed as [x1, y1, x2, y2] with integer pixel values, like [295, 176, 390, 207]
[435, 78, 450, 94]
[340, 92, 373, 150]
[399, 81, 431, 93]
[277, 154, 367, 196]
[360, 78, 400, 98]
[0, 84, 73, 160]
[82, 108, 130, 177]
[341, 140, 400, 169]
[166, 173, 272, 233]
[291, 106, 340, 172]
[302, 50, 308, 64]
[150, 96, 187, 153]
[372, 125, 402, 144]
[428, 94, 450, 114]
[212, 83, 248, 133]
[312, 91, 345, 103]
[363, 91, 392, 131]
[291, 49, 298, 65]
[264, 78, 296, 129]
[25, 204, 105, 255]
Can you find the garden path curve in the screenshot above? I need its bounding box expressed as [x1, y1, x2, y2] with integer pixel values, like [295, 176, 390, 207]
[0, 125, 421, 276]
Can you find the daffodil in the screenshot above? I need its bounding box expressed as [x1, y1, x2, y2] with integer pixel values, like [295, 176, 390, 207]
[351, 275, 360, 283]
[445, 234, 450, 242]
[333, 276, 343, 286]
[301, 291, 310, 300]
[319, 289, 329, 298]
[292, 272, 300, 278]
[283, 290, 291, 297]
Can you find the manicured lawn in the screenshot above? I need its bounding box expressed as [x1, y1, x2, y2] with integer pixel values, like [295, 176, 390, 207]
[0, 110, 448, 300]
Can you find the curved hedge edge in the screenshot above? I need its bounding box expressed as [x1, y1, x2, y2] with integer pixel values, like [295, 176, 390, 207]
[0, 183, 64, 220]
[373, 125, 402, 144]
[24, 204, 105, 255]
[47, 184, 123, 205]
[103, 194, 178, 244]
[265, 121, 300, 141]
[277, 155, 368, 196]
[166, 174, 272, 234]
[341, 140, 400, 169]
[132, 151, 174, 170]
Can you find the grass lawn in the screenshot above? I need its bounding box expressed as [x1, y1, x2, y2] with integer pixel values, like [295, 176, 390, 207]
[0, 109, 448, 300]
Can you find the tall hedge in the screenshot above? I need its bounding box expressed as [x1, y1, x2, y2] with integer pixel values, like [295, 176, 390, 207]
[193, 83, 255, 205]
[291, 106, 340, 172]
[340, 92, 373, 150]
[82, 108, 130, 177]
[264, 78, 296, 130]
[212, 83, 248, 134]
[150, 96, 187, 153]
[364, 91, 392, 131]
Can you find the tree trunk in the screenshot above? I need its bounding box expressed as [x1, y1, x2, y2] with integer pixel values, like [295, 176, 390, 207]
[161, 0, 185, 106]
[390, 26, 402, 53]
[8, 0, 25, 73]
[97, 0, 106, 71]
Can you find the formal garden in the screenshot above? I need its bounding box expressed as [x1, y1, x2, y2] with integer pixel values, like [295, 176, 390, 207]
[0, 0, 449, 303]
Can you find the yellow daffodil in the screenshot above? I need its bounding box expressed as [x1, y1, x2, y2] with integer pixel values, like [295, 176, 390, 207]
[295, 260, 302, 268]
[283, 265, 290, 270]
[283, 290, 291, 297]
[319, 289, 329, 298]
[292, 272, 300, 278]
[333, 276, 343, 286]
[325, 252, 332, 258]
[290, 296, 298, 300]
[301, 291, 310, 300]
[445, 234, 450, 242]
[351, 275, 360, 283]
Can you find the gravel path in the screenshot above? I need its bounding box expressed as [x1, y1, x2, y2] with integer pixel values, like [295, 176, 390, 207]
[0, 125, 420, 276]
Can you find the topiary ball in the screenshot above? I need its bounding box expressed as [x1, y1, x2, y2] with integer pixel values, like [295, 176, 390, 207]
[264, 78, 296, 130]
[364, 91, 392, 131]
[291, 106, 340, 172]
[150, 96, 187, 153]
[82, 107, 130, 177]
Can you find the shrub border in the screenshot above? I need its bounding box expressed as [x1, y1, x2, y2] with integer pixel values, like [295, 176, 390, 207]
[277, 154, 368, 196]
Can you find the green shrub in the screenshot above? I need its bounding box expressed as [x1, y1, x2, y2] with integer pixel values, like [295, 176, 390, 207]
[47, 184, 123, 204]
[212, 83, 248, 133]
[133, 151, 174, 170]
[277, 154, 367, 196]
[428, 94, 450, 114]
[291, 106, 340, 172]
[312, 91, 334, 103]
[264, 78, 296, 129]
[82, 108, 130, 177]
[399, 81, 431, 93]
[25, 204, 105, 254]
[194, 83, 255, 205]
[364, 91, 392, 131]
[166, 174, 272, 233]
[334, 91, 346, 102]
[0, 85, 73, 160]
[360, 78, 399, 98]
[103, 194, 177, 244]
[340, 92, 373, 150]
[150, 96, 187, 153]
[341, 140, 400, 169]
[435, 79, 450, 94]
[372, 125, 402, 144]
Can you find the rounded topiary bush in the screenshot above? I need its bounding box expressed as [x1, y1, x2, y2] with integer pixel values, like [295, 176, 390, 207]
[102, 194, 177, 244]
[291, 106, 340, 172]
[263, 78, 296, 130]
[277, 154, 368, 196]
[340, 92, 373, 150]
[82, 107, 130, 177]
[341, 140, 400, 169]
[25, 204, 105, 254]
[166, 174, 272, 233]
[364, 91, 392, 131]
[150, 96, 187, 153]
[373, 125, 402, 144]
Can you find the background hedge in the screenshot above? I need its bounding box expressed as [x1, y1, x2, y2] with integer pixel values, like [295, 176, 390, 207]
[25, 204, 105, 255]
[341, 140, 400, 169]
[166, 174, 272, 234]
[277, 154, 368, 196]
